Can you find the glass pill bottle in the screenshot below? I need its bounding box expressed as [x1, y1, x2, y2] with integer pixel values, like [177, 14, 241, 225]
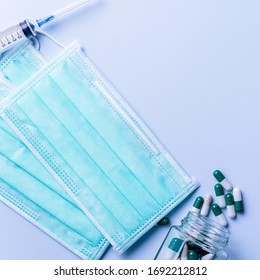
[155, 211, 230, 260]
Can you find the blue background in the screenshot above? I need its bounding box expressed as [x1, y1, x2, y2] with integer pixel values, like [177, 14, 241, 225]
[0, 0, 259, 260]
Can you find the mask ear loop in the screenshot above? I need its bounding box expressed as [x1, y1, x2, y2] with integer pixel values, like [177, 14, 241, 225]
[32, 24, 66, 51]
[0, 22, 65, 60]
[31, 37, 40, 51]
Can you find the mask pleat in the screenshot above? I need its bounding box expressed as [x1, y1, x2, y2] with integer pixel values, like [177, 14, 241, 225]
[0, 178, 106, 259]
[0, 42, 198, 252]
[0, 123, 74, 203]
[0, 43, 109, 259]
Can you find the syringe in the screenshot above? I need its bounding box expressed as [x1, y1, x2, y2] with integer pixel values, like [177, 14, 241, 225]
[0, 0, 96, 55]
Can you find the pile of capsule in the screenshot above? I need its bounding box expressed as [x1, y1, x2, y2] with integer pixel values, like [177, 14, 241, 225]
[179, 241, 214, 260]
[156, 170, 244, 260]
[179, 170, 244, 260]
[192, 170, 244, 227]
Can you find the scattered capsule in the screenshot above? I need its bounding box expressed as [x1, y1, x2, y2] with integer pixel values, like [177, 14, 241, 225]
[214, 184, 226, 208]
[192, 196, 204, 214]
[157, 217, 170, 226]
[225, 193, 236, 218]
[180, 243, 188, 260]
[200, 194, 213, 216]
[211, 203, 228, 227]
[213, 170, 233, 191]
[233, 188, 244, 213]
[202, 253, 214, 260]
[188, 250, 198, 260]
[162, 238, 184, 260]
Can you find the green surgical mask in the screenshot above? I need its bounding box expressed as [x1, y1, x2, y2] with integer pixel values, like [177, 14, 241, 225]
[0, 42, 109, 259]
[0, 41, 199, 252]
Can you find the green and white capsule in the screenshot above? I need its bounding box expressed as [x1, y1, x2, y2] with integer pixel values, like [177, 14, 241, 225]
[157, 217, 170, 226]
[192, 196, 204, 214]
[214, 184, 226, 208]
[200, 194, 213, 216]
[213, 170, 233, 191]
[162, 238, 184, 260]
[202, 253, 214, 260]
[225, 193, 236, 218]
[188, 250, 198, 260]
[233, 188, 243, 212]
[212, 203, 228, 227]
[180, 243, 188, 260]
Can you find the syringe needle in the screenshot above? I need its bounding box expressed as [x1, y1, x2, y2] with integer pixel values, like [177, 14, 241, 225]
[36, 0, 96, 27]
[0, 0, 98, 55]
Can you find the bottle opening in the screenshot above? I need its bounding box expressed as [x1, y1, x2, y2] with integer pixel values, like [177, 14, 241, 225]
[181, 211, 230, 252]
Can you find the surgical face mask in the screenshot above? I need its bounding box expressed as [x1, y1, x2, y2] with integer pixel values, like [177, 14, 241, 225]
[0, 43, 109, 259]
[0, 41, 199, 253]
[0, 42, 46, 86]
